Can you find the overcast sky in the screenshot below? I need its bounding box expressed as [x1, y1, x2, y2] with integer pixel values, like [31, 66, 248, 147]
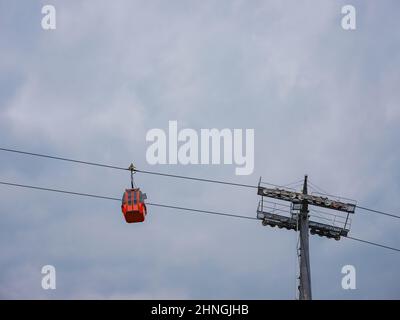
[0, 0, 399, 299]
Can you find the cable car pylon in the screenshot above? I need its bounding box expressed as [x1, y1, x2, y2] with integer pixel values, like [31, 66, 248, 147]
[257, 174, 357, 300]
[298, 175, 312, 300]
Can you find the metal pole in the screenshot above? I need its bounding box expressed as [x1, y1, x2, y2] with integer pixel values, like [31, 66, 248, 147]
[299, 175, 312, 300]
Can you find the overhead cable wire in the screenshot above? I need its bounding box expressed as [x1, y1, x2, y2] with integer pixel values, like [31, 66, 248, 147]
[344, 236, 400, 253]
[0, 180, 399, 253]
[0, 147, 258, 189]
[0, 181, 257, 221]
[0, 147, 127, 171]
[355, 205, 400, 220]
[1, 147, 400, 219]
[308, 180, 330, 195]
[135, 169, 258, 189]
[308, 178, 400, 220]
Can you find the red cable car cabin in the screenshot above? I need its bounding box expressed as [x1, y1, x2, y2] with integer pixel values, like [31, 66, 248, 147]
[121, 188, 147, 223]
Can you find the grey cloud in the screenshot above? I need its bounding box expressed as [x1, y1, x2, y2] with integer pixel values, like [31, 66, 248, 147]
[0, 0, 399, 299]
